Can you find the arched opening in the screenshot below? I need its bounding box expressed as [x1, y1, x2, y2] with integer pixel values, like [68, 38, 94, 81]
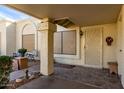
[22, 23, 37, 51]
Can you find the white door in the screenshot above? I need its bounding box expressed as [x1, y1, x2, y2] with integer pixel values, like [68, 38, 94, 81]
[85, 27, 103, 68]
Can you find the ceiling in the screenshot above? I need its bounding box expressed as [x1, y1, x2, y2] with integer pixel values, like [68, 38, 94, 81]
[7, 4, 122, 26]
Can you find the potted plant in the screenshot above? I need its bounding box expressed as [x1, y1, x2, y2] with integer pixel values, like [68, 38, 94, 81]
[18, 48, 27, 57]
[0, 56, 12, 88]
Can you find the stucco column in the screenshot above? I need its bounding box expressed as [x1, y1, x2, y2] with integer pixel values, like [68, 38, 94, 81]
[37, 18, 56, 75]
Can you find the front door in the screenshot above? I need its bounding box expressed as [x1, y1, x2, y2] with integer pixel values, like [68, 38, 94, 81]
[85, 27, 103, 68]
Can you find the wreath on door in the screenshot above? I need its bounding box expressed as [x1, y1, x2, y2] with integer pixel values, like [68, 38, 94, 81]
[106, 36, 113, 46]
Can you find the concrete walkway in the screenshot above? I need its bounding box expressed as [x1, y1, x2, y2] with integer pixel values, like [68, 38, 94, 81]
[54, 66, 123, 89]
[17, 76, 98, 89]
[10, 63, 123, 89]
[10, 62, 40, 80]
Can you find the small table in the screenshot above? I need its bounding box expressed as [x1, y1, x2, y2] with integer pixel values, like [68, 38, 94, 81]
[108, 62, 118, 75]
[15, 57, 28, 70]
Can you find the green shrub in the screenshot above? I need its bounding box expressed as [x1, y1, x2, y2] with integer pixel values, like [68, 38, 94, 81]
[0, 56, 12, 88]
[18, 48, 27, 57]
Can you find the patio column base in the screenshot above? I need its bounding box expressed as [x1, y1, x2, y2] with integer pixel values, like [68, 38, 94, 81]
[37, 18, 56, 75]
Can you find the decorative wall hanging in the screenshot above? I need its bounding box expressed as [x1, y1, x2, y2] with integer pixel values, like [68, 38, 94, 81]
[80, 31, 83, 37]
[106, 36, 113, 46]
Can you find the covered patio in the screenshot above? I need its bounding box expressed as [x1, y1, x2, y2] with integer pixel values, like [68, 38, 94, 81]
[0, 4, 124, 89]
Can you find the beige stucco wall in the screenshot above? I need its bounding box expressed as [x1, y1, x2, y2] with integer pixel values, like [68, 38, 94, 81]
[6, 22, 16, 56]
[54, 23, 117, 68]
[0, 20, 16, 56]
[0, 20, 6, 55]
[102, 24, 117, 68]
[116, 5, 124, 87]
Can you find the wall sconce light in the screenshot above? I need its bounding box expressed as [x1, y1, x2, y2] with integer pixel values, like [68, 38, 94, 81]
[80, 31, 83, 37]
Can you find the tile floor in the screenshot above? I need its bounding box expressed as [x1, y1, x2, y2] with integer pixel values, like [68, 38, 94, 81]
[10, 62, 123, 89]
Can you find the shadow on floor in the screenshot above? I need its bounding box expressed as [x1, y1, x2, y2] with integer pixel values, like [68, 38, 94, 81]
[10, 62, 123, 89]
[54, 64, 123, 89]
[17, 75, 98, 89]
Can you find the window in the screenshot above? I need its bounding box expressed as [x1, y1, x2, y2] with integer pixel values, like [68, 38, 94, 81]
[22, 34, 35, 51]
[54, 30, 76, 55]
[54, 32, 62, 54]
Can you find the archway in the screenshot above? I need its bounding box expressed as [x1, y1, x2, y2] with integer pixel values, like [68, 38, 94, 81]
[22, 22, 38, 51]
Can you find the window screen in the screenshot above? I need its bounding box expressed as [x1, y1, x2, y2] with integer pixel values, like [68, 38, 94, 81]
[54, 32, 62, 54]
[63, 31, 76, 55]
[22, 34, 35, 51]
[54, 30, 76, 55]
